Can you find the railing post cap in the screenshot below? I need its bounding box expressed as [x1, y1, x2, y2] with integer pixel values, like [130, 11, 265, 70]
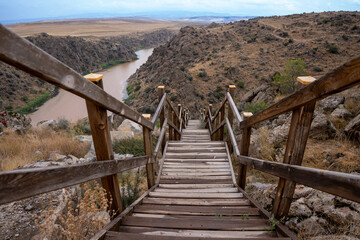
[84, 73, 103, 82]
[142, 114, 151, 119]
[297, 76, 316, 85]
[242, 112, 253, 118]
[209, 104, 213, 106]
[229, 85, 236, 89]
[158, 86, 165, 89]
[178, 104, 181, 106]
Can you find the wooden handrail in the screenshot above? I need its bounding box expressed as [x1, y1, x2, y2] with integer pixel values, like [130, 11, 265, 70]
[210, 118, 226, 137]
[225, 118, 241, 157]
[226, 92, 243, 123]
[0, 156, 149, 205]
[238, 155, 360, 203]
[153, 118, 168, 158]
[151, 93, 167, 124]
[165, 96, 179, 119]
[211, 98, 227, 123]
[168, 120, 181, 135]
[0, 25, 153, 130]
[240, 56, 360, 129]
[207, 106, 213, 122]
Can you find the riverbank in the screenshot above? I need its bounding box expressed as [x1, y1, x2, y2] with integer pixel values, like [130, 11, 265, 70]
[28, 48, 153, 125]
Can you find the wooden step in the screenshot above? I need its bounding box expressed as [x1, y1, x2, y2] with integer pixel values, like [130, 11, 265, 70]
[142, 198, 251, 206]
[160, 178, 233, 184]
[162, 168, 230, 173]
[113, 228, 287, 239]
[167, 147, 226, 153]
[162, 172, 231, 177]
[158, 184, 234, 189]
[121, 216, 269, 230]
[149, 192, 242, 199]
[155, 188, 238, 193]
[134, 204, 259, 216]
[166, 153, 228, 159]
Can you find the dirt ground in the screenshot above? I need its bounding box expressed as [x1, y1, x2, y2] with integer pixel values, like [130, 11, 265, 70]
[7, 18, 203, 38]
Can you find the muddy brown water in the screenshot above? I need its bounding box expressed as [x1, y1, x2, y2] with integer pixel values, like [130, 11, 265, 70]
[29, 48, 153, 125]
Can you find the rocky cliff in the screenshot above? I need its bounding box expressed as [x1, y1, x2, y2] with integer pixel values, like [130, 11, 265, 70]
[126, 11, 360, 115]
[0, 29, 175, 111]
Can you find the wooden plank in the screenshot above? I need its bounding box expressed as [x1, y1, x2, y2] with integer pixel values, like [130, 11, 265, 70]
[162, 169, 230, 173]
[162, 173, 231, 177]
[134, 204, 259, 215]
[159, 179, 234, 184]
[0, 25, 153, 130]
[238, 155, 360, 204]
[160, 176, 232, 180]
[273, 101, 316, 219]
[153, 118, 168, 158]
[131, 213, 260, 219]
[163, 164, 230, 168]
[149, 192, 242, 199]
[168, 119, 181, 135]
[151, 93, 166, 124]
[122, 216, 269, 230]
[106, 231, 290, 240]
[142, 198, 250, 206]
[154, 188, 238, 193]
[168, 142, 225, 146]
[240, 56, 360, 129]
[227, 91, 243, 124]
[0, 156, 148, 205]
[168, 107, 174, 140]
[238, 126, 251, 189]
[90, 184, 157, 240]
[118, 226, 278, 238]
[165, 153, 228, 159]
[85, 79, 122, 214]
[225, 142, 238, 186]
[143, 127, 155, 188]
[165, 159, 228, 163]
[157, 87, 166, 154]
[158, 184, 234, 189]
[211, 119, 226, 139]
[166, 148, 226, 153]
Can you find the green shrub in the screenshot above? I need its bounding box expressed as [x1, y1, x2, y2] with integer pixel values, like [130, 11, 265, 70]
[170, 95, 177, 101]
[71, 119, 91, 135]
[198, 71, 206, 77]
[124, 94, 136, 104]
[113, 138, 145, 156]
[144, 87, 151, 93]
[313, 66, 323, 72]
[56, 118, 70, 131]
[101, 59, 127, 69]
[237, 81, 245, 88]
[245, 102, 268, 114]
[17, 91, 50, 114]
[119, 170, 144, 208]
[134, 84, 141, 92]
[273, 58, 307, 94]
[328, 45, 339, 54]
[142, 105, 155, 114]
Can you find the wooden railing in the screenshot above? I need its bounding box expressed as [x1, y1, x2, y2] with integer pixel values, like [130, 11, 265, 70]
[0, 25, 187, 217]
[205, 56, 360, 219]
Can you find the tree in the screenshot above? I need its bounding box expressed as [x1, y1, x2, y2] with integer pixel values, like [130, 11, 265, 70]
[273, 58, 307, 94]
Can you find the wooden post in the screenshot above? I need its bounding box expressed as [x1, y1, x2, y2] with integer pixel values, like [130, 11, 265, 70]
[158, 86, 165, 153]
[84, 73, 122, 215]
[168, 107, 173, 140]
[227, 85, 236, 152]
[237, 126, 251, 189]
[272, 101, 316, 219]
[142, 118, 155, 188]
[219, 104, 225, 141]
[209, 104, 213, 139]
[177, 104, 181, 140]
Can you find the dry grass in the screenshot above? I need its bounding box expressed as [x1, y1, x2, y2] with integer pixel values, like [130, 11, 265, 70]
[303, 138, 360, 173]
[0, 128, 90, 171]
[36, 181, 112, 239]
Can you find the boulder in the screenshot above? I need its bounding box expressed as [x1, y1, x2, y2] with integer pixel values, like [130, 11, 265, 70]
[330, 104, 353, 120]
[344, 114, 360, 140]
[318, 95, 345, 112]
[110, 131, 134, 141]
[310, 235, 359, 240]
[296, 216, 327, 236]
[117, 119, 143, 137]
[245, 183, 275, 211]
[240, 85, 268, 102]
[305, 191, 334, 213]
[38, 120, 56, 128]
[288, 197, 312, 218]
[49, 152, 67, 162]
[323, 206, 360, 225]
[310, 112, 337, 139]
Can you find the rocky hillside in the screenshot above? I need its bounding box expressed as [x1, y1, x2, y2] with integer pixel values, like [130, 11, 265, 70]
[0, 29, 175, 111]
[127, 11, 360, 114]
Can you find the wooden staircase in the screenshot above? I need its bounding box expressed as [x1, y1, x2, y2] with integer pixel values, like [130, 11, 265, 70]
[104, 120, 292, 239]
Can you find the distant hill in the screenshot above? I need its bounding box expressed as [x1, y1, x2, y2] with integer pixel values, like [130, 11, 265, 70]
[126, 11, 360, 115]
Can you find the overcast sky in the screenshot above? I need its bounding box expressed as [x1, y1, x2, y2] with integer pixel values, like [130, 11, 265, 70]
[1, 0, 360, 23]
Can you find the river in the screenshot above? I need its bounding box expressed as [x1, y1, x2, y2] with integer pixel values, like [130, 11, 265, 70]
[29, 48, 153, 125]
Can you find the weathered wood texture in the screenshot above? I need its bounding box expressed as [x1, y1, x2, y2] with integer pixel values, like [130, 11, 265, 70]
[0, 157, 148, 205]
[143, 126, 155, 188]
[238, 127, 251, 189]
[272, 101, 316, 218]
[239, 155, 360, 203]
[240, 56, 360, 129]
[0, 25, 153, 129]
[86, 79, 122, 214]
